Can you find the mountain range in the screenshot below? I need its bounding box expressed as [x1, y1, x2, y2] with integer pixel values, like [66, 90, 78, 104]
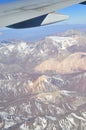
[0, 30, 86, 130]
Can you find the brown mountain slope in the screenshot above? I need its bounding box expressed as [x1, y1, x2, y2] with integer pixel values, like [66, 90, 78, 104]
[35, 52, 86, 74]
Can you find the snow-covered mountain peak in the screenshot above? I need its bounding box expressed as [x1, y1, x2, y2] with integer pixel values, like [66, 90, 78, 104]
[16, 41, 28, 51]
[46, 36, 78, 50]
[7, 44, 14, 52]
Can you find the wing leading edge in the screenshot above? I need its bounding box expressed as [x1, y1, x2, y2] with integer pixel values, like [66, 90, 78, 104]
[0, 0, 85, 28]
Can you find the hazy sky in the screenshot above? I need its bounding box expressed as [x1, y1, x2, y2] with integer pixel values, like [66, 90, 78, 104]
[58, 4, 86, 24]
[0, 0, 86, 24]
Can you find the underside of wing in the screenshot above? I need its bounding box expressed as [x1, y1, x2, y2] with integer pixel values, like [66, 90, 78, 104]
[0, 0, 85, 28]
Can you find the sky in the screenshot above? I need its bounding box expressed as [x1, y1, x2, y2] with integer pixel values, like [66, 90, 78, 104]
[58, 4, 86, 24]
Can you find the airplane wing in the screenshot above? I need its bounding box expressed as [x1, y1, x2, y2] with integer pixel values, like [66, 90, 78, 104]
[0, 0, 85, 29]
